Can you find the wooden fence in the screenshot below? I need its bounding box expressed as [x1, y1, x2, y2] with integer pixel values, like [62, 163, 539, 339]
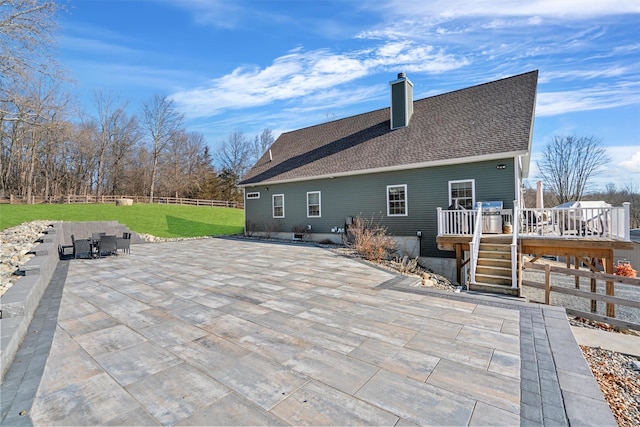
[0, 194, 243, 209]
[522, 261, 640, 330]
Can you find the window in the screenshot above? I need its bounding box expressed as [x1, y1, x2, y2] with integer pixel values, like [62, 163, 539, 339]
[246, 192, 260, 199]
[307, 191, 321, 217]
[448, 180, 475, 209]
[272, 194, 284, 218]
[387, 184, 407, 216]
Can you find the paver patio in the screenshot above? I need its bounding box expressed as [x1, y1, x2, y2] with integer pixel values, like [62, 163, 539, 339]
[1, 238, 614, 426]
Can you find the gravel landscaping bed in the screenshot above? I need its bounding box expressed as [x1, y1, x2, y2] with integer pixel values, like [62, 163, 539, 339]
[0, 220, 54, 297]
[580, 345, 640, 427]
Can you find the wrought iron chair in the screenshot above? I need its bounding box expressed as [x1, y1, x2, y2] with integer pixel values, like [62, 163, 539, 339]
[73, 236, 92, 259]
[97, 235, 118, 257]
[59, 234, 75, 258]
[117, 232, 131, 254]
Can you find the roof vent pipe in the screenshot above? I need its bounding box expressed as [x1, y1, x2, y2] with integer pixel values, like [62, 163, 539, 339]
[390, 72, 413, 129]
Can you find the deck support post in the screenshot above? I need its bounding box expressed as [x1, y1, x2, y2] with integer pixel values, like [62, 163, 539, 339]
[544, 263, 551, 305]
[455, 244, 462, 285]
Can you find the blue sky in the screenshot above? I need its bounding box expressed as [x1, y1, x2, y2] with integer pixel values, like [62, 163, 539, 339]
[58, 0, 640, 192]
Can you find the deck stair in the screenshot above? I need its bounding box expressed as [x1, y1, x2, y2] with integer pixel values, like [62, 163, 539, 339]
[471, 236, 519, 296]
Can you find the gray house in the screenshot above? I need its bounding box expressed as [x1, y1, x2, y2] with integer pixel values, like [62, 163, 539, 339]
[239, 70, 538, 277]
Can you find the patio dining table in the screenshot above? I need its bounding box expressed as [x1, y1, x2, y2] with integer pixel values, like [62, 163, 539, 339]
[84, 234, 117, 258]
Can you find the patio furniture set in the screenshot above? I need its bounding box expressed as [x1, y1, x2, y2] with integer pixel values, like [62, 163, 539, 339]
[59, 232, 131, 259]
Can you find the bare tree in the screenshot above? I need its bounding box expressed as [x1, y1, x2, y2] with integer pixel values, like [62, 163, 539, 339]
[218, 129, 252, 180]
[141, 94, 183, 202]
[251, 128, 274, 166]
[161, 130, 208, 198]
[91, 91, 140, 197]
[537, 135, 611, 205]
[0, 0, 60, 88]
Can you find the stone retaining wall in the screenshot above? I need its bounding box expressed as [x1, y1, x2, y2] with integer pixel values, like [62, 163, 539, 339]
[0, 221, 137, 381]
[0, 223, 62, 381]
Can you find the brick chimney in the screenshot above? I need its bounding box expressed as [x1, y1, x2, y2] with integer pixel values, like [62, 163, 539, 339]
[390, 72, 413, 129]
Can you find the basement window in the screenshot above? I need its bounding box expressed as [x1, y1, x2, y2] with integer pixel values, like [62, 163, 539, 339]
[387, 184, 407, 216]
[273, 194, 284, 218]
[246, 192, 260, 199]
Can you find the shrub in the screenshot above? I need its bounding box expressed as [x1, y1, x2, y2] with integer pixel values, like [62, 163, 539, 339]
[245, 220, 256, 237]
[261, 219, 277, 239]
[615, 262, 637, 277]
[345, 214, 396, 262]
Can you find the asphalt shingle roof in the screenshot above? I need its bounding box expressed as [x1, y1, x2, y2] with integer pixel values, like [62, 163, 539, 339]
[239, 70, 538, 186]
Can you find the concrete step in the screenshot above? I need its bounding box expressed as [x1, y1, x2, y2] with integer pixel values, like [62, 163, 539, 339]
[469, 282, 519, 296]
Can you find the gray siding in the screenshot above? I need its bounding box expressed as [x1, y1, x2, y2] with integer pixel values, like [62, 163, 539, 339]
[244, 158, 517, 258]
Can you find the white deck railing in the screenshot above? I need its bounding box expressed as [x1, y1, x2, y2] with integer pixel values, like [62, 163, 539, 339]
[510, 200, 519, 289]
[437, 202, 631, 241]
[519, 203, 630, 240]
[468, 203, 484, 285]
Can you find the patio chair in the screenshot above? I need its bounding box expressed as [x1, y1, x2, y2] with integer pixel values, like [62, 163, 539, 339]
[117, 232, 131, 254]
[97, 235, 118, 257]
[73, 236, 92, 259]
[59, 234, 74, 258]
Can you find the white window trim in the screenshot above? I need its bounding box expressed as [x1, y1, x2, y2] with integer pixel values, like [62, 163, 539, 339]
[246, 192, 260, 199]
[386, 184, 408, 216]
[272, 194, 285, 218]
[448, 179, 476, 209]
[306, 191, 321, 218]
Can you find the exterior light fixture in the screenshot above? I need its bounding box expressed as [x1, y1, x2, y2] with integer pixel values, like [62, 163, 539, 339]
[496, 164, 506, 170]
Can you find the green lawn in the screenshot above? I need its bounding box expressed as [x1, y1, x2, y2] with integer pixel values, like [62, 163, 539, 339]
[0, 203, 245, 238]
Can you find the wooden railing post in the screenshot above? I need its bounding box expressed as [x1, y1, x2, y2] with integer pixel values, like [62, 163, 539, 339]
[544, 263, 551, 305]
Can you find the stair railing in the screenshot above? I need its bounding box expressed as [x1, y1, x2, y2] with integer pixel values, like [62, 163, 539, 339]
[511, 200, 519, 289]
[469, 202, 483, 285]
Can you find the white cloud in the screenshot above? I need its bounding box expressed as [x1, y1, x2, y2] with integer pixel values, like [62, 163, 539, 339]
[375, 0, 640, 20]
[615, 149, 640, 174]
[538, 67, 629, 83]
[536, 84, 640, 116]
[60, 35, 142, 56]
[171, 42, 468, 118]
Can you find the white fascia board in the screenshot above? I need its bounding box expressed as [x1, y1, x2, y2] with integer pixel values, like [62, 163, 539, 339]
[239, 150, 528, 188]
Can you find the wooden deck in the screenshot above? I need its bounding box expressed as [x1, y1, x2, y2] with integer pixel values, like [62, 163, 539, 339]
[437, 234, 633, 253]
[436, 234, 634, 288]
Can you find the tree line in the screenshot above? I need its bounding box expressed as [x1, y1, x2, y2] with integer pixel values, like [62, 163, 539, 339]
[0, 1, 270, 205]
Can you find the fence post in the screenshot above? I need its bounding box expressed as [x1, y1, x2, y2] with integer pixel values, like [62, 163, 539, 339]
[605, 257, 615, 317]
[590, 274, 597, 313]
[544, 263, 551, 305]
